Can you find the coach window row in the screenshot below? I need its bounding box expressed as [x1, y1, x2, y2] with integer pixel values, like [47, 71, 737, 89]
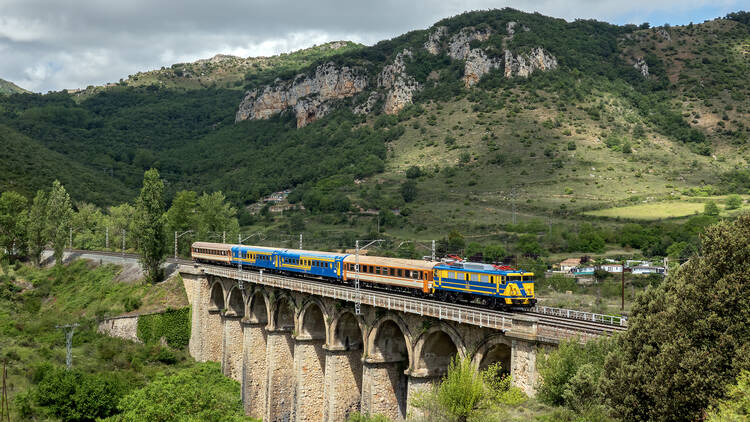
[282, 257, 331, 268]
[346, 264, 424, 279]
[194, 248, 226, 256]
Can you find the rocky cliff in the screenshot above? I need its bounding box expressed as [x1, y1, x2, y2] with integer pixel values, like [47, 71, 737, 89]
[235, 62, 367, 127]
[235, 22, 559, 125]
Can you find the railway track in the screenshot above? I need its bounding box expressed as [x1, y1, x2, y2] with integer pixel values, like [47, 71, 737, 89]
[62, 248, 628, 338]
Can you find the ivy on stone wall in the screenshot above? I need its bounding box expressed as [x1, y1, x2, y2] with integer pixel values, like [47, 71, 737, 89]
[137, 307, 191, 348]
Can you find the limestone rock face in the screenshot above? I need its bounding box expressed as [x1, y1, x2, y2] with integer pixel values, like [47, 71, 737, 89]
[354, 92, 382, 115]
[463, 49, 502, 87]
[447, 27, 493, 60]
[633, 57, 649, 77]
[424, 26, 447, 54]
[504, 47, 558, 78]
[235, 62, 367, 127]
[378, 49, 421, 115]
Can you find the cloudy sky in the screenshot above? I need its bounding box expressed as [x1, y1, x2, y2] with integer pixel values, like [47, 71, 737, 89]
[0, 0, 744, 92]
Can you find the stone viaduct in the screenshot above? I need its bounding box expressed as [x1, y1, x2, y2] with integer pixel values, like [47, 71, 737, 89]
[180, 264, 601, 422]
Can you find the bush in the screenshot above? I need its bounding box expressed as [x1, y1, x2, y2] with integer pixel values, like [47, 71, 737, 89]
[136, 308, 191, 348]
[405, 166, 423, 179]
[400, 180, 418, 203]
[412, 356, 489, 422]
[35, 367, 124, 421]
[122, 296, 142, 313]
[704, 200, 720, 216]
[706, 370, 750, 421]
[113, 362, 248, 422]
[537, 337, 614, 407]
[725, 194, 742, 210]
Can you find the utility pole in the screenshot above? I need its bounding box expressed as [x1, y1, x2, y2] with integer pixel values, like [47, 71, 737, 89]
[222, 231, 226, 244]
[0, 360, 9, 422]
[355, 240, 361, 315]
[121, 229, 126, 256]
[354, 239, 384, 315]
[432, 239, 436, 262]
[299, 233, 303, 250]
[621, 259, 625, 311]
[69, 227, 73, 250]
[56, 324, 79, 370]
[105, 227, 109, 249]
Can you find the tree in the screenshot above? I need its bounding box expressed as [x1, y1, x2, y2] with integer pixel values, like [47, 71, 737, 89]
[483, 244, 506, 263]
[165, 190, 199, 256]
[105, 203, 136, 251]
[602, 213, 750, 421]
[0, 191, 28, 261]
[400, 180, 418, 203]
[133, 169, 167, 283]
[412, 356, 489, 422]
[46, 180, 73, 265]
[27, 190, 48, 266]
[517, 234, 544, 256]
[704, 200, 720, 216]
[71, 203, 104, 250]
[707, 370, 750, 422]
[725, 194, 742, 210]
[196, 191, 239, 242]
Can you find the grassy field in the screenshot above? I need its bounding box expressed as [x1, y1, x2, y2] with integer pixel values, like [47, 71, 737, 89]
[583, 196, 749, 220]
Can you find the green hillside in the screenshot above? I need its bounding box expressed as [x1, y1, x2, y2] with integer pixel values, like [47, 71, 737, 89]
[0, 78, 29, 95]
[0, 8, 748, 253]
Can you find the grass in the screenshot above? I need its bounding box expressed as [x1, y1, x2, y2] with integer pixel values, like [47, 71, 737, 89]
[583, 201, 707, 220]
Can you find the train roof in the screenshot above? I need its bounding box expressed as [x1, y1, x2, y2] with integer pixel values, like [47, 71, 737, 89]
[192, 241, 232, 249]
[434, 261, 533, 274]
[273, 247, 349, 258]
[343, 255, 439, 270]
[233, 244, 279, 251]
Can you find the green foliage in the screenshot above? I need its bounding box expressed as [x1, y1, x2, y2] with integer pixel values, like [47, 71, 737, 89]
[133, 169, 167, 283]
[706, 370, 750, 421]
[400, 180, 418, 203]
[406, 165, 423, 179]
[602, 214, 750, 421]
[111, 362, 251, 422]
[726, 194, 743, 210]
[122, 296, 142, 312]
[35, 366, 125, 421]
[47, 180, 73, 265]
[704, 200, 720, 216]
[412, 356, 489, 422]
[537, 337, 615, 408]
[26, 189, 48, 266]
[347, 412, 391, 422]
[136, 308, 191, 349]
[0, 190, 28, 261]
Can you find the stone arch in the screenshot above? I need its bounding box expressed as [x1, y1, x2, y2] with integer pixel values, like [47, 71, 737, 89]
[247, 289, 269, 324]
[273, 294, 295, 330]
[297, 300, 327, 341]
[413, 324, 466, 377]
[209, 281, 225, 311]
[472, 335, 512, 376]
[225, 286, 245, 318]
[367, 314, 413, 367]
[330, 310, 366, 351]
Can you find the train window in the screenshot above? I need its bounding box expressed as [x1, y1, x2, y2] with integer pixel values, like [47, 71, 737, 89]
[464, 273, 470, 282]
[395, 269, 402, 277]
[411, 271, 418, 279]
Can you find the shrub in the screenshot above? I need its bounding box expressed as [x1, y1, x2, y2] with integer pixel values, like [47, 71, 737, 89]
[706, 370, 750, 421]
[725, 194, 742, 210]
[113, 363, 248, 422]
[412, 356, 489, 422]
[136, 308, 191, 348]
[35, 367, 124, 421]
[704, 200, 720, 216]
[405, 166, 423, 179]
[122, 296, 142, 313]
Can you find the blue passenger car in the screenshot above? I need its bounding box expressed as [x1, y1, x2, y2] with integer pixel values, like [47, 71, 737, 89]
[433, 262, 536, 306]
[231, 245, 278, 271]
[273, 248, 349, 280]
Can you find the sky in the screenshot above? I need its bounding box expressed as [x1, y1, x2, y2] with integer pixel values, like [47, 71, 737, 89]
[0, 0, 745, 92]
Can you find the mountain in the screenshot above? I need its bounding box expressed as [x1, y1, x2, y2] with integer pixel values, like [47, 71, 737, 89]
[0, 9, 748, 242]
[0, 78, 29, 95]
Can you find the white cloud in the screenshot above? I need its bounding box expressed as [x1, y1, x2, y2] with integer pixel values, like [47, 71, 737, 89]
[0, 0, 743, 92]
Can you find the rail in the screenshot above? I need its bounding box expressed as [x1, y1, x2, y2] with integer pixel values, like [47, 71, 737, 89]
[532, 305, 628, 327]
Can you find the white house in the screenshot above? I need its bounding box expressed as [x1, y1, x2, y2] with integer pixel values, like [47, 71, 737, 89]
[559, 258, 582, 272]
[631, 265, 665, 275]
[600, 264, 623, 273]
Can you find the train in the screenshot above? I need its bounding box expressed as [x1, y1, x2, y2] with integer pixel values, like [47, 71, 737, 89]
[191, 241, 536, 309]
